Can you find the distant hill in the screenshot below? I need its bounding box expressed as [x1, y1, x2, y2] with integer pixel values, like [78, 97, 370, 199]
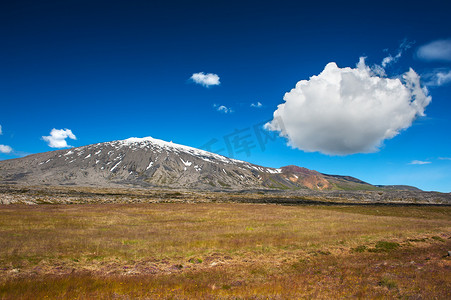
[376, 185, 422, 192]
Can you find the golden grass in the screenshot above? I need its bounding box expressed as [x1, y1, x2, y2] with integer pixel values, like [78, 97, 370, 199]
[0, 203, 450, 299]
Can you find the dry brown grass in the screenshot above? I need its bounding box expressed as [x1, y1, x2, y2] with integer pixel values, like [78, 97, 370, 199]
[0, 203, 450, 299]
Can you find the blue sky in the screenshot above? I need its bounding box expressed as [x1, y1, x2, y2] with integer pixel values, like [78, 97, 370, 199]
[1, 0, 450, 192]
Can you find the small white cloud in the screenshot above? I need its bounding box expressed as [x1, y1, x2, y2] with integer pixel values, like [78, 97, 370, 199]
[190, 72, 220, 87]
[381, 56, 393, 68]
[409, 160, 431, 165]
[417, 39, 451, 62]
[251, 102, 263, 108]
[0, 125, 12, 153]
[424, 69, 451, 86]
[0, 145, 12, 154]
[42, 128, 77, 148]
[266, 58, 431, 155]
[215, 105, 233, 113]
[438, 157, 451, 161]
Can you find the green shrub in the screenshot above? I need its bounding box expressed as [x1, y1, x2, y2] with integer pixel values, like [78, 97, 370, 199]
[352, 245, 367, 253]
[379, 276, 397, 289]
[431, 236, 445, 242]
[369, 241, 400, 252]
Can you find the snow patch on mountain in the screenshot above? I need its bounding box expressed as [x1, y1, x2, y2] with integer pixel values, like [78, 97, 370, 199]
[180, 158, 192, 167]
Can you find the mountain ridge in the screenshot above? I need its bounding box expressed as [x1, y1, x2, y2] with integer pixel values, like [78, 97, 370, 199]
[0, 136, 416, 192]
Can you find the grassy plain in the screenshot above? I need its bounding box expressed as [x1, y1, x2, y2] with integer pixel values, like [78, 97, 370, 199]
[0, 203, 450, 299]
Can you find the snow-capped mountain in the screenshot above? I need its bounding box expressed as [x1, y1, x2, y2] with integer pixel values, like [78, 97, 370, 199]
[0, 136, 376, 190]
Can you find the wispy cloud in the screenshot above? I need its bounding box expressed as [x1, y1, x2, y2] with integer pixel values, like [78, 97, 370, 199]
[435, 70, 451, 85]
[190, 72, 220, 87]
[0, 124, 2, 135]
[424, 69, 451, 86]
[251, 102, 263, 108]
[0, 145, 13, 154]
[381, 39, 414, 68]
[438, 157, 451, 161]
[214, 104, 233, 114]
[11, 150, 31, 157]
[417, 39, 451, 62]
[42, 128, 77, 148]
[409, 160, 431, 165]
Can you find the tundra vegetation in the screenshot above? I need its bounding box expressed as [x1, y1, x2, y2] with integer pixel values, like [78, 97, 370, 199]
[0, 186, 450, 299]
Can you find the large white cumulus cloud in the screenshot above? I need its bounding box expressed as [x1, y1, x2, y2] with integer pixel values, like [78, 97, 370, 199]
[265, 58, 431, 155]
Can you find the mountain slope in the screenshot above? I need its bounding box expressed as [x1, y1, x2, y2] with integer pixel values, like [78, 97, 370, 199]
[0, 137, 383, 191]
